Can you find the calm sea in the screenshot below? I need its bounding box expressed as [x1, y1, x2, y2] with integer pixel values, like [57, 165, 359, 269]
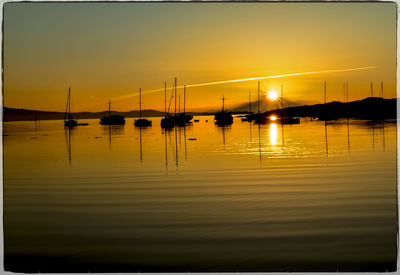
[3, 116, 398, 272]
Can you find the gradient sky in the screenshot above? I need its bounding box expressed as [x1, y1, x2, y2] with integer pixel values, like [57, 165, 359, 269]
[4, 2, 397, 112]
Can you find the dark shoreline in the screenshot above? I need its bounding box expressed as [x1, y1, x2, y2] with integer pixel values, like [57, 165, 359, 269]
[3, 97, 397, 122]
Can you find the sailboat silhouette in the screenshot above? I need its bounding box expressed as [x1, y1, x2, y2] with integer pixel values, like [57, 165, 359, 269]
[64, 87, 78, 127]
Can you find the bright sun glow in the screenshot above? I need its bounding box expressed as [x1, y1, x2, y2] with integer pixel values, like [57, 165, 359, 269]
[270, 115, 277, 121]
[268, 91, 278, 100]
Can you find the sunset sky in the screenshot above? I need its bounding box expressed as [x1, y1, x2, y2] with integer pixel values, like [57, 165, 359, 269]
[4, 2, 397, 112]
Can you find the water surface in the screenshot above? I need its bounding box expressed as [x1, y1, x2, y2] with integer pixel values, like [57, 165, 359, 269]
[3, 116, 397, 272]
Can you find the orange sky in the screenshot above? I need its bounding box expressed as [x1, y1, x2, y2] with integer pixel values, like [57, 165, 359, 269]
[4, 2, 397, 112]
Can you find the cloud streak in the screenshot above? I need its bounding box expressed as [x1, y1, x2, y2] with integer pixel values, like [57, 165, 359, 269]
[110, 66, 377, 102]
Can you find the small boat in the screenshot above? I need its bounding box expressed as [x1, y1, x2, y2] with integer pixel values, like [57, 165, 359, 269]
[280, 117, 300, 124]
[174, 113, 193, 126]
[214, 95, 233, 125]
[134, 118, 152, 127]
[215, 110, 233, 125]
[241, 114, 255, 122]
[100, 100, 125, 125]
[161, 115, 175, 128]
[253, 113, 269, 124]
[134, 88, 152, 127]
[64, 87, 78, 127]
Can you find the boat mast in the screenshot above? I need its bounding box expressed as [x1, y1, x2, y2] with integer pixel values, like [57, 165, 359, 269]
[164, 82, 167, 117]
[257, 81, 260, 114]
[370, 82, 373, 97]
[179, 94, 181, 114]
[249, 90, 251, 113]
[184, 85, 186, 115]
[68, 87, 71, 121]
[222, 95, 225, 111]
[324, 81, 327, 104]
[281, 85, 284, 109]
[64, 88, 69, 122]
[346, 82, 349, 103]
[381, 81, 384, 98]
[109, 100, 111, 117]
[139, 88, 142, 119]
[174, 77, 177, 116]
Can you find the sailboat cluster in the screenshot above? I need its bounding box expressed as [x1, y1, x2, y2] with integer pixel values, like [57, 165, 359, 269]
[161, 78, 193, 128]
[64, 79, 302, 128]
[64, 77, 194, 128]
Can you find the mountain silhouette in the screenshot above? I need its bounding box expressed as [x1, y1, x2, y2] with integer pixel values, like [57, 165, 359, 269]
[230, 95, 302, 113]
[264, 97, 397, 120]
[3, 107, 165, 121]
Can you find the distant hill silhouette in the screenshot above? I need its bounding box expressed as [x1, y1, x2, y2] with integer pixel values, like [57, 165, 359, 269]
[3, 107, 165, 121]
[230, 95, 302, 113]
[4, 97, 397, 121]
[264, 97, 397, 120]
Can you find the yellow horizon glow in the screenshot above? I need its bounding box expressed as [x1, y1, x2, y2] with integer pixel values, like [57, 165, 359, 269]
[75, 66, 379, 111]
[111, 66, 377, 101]
[4, 3, 396, 112]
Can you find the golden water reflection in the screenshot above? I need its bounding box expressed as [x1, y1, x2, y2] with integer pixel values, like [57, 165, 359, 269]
[3, 116, 397, 272]
[269, 123, 278, 146]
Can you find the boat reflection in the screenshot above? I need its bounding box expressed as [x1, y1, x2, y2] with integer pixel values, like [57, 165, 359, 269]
[102, 125, 125, 151]
[325, 121, 328, 157]
[347, 118, 350, 152]
[64, 127, 75, 165]
[162, 124, 191, 174]
[164, 129, 168, 174]
[217, 124, 231, 147]
[136, 126, 152, 162]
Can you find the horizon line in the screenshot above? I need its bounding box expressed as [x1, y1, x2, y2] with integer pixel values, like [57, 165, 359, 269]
[6, 95, 394, 114]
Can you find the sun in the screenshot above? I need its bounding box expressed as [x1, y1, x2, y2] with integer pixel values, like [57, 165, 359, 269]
[268, 91, 278, 100]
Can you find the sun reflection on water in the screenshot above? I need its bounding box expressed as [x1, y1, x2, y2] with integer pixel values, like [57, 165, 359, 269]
[270, 123, 278, 146]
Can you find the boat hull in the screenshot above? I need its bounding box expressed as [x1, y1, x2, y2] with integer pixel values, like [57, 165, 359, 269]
[214, 111, 233, 125]
[64, 120, 78, 127]
[100, 115, 125, 125]
[134, 118, 152, 127]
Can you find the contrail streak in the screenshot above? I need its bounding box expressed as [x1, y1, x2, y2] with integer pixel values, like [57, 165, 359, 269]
[77, 66, 376, 109]
[111, 66, 376, 101]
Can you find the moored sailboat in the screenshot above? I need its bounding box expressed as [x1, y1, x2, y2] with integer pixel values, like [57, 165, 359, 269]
[64, 87, 78, 127]
[100, 100, 125, 125]
[174, 85, 193, 126]
[214, 95, 233, 125]
[134, 88, 152, 127]
[161, 81, 175, 128]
